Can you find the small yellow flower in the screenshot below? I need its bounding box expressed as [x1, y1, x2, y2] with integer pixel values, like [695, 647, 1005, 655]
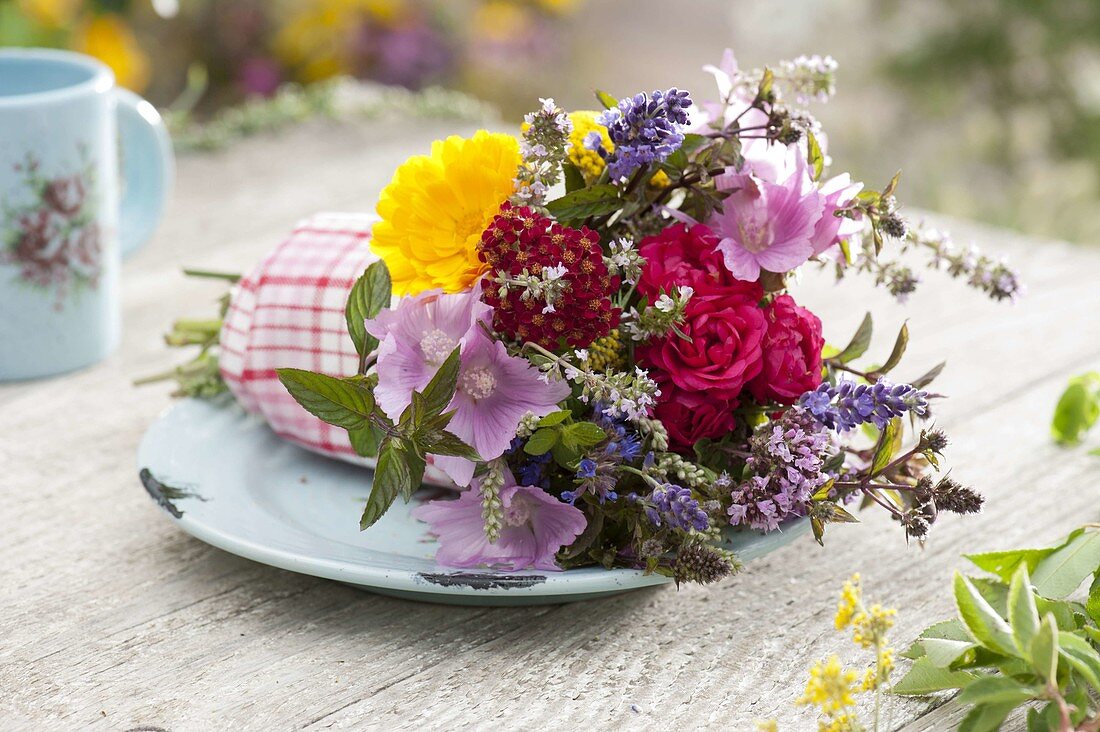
[851, 604, 896, 649]
[587, 331, 625, 372]
[861, 647, 895, 691]
[371, 130, 520, 295]
[797, 655, 860, 716]
[819, 711, 864, 732]
[74, 14, 150, 91]
[274, 0, 400, 82]
[566, 110, 670, 187]
[754, 721, 779, 732]
[834, 573, 861, 630]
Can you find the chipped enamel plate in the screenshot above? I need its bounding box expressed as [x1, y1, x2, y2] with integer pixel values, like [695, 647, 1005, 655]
[137, 398, 812, 606]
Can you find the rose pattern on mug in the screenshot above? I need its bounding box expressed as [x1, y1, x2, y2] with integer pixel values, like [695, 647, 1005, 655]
[0, 147, 102, 310]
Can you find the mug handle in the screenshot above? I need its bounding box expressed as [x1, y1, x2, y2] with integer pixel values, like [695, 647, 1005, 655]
[115, 88, 174, 258]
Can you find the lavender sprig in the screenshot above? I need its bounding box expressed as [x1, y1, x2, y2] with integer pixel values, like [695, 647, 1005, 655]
[800, 379, 929, 432]
[641, 483, 709, 532]
[590, 88, 692, 181]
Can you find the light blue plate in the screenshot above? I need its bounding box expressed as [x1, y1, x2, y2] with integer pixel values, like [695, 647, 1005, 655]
[137, 398, 812, 606]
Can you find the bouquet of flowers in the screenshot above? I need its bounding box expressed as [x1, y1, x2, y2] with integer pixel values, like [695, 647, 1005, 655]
[157, 50, 1022, 584]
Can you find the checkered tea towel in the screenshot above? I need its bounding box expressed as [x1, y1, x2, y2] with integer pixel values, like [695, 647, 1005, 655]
[219, 212, 378, 465]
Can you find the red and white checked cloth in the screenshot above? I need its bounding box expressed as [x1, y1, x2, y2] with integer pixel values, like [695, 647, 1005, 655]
[220, 212, 377, 464]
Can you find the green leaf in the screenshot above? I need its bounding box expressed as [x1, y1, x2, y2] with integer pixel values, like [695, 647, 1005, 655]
[277, 368, 375, 430]
[1032, 531, 1100, 599]
[538, 410, 572, 427]
[1087, 578, 1100, 624]
[562, 421, 606, 448]
[1008, 565, 1041, 655]
[871, 322, 909, 378]
[902, 618, 974, 660]
[870, 417, 903, 475]
[955, 572, 1018, 657]
[360, 438, 409, 529]
[806, 131, 824, 181]
[345, 261, 391, 359]
[892, 656, 978, 695]
[834, 313, 873, 364]
[921, 637, 980, 667]
[417, 347, 462, 419]
[1058, 631, 1100, 691]
[1029, 614, 1059, 680]
[562, 161, 586, 192]
[958, 702, 1023, 732]
[594, 89, 617, 109]
[347, 424, 383, 458]
[524, 428, 560, 456]
[911, 361, 946, 389]
[545, 185, 622, 223]
[882, 170, 902, 198]
[958, 675, 1041, 706]
[967, 547, 1057, 583]
[423, 430, 480, 461]
[1051, 372, 1100, 445]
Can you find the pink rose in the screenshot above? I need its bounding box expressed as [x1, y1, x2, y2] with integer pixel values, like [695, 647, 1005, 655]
[652, 380, 738, 451]
[44, 176, 85, 216]
[748, 294, 824, 405]
[637, 223, 745, 299]
[637, 284, 766, 400]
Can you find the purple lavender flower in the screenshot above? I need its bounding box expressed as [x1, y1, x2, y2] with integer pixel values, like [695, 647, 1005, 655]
[644, 484, 709, 532]
[727, 410, 834, 532]
[593, 88, 692, 180]
[800, 378, 929, 432]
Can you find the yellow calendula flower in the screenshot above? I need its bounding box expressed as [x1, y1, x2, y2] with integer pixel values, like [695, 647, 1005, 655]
[566, 110, 670, 187]
[371, 130, 520, 295]
[797, 655, 860, 716]
[74, 14, 150, 91]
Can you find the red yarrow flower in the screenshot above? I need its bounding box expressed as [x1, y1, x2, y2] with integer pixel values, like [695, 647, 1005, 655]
[637, 280, 766, 400]
[636, 222, 742, 299]
[747, 294, 825, 405]
[479, 202, 620, 349]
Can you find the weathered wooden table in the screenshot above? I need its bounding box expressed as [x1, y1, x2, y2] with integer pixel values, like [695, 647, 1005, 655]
[2, 114, 1099, 731]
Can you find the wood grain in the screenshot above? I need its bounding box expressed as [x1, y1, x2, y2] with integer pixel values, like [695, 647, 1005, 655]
[2, 115, 1098, 731]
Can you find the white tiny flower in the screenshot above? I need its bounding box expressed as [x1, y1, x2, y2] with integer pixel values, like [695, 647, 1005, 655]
[574, 348, 589, 363]
[654, 294, 675, 313]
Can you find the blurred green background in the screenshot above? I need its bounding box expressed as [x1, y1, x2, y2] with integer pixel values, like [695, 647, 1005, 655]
[4, 0, 1098, 244]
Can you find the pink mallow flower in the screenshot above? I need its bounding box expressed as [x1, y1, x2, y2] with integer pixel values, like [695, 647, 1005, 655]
[709, 145, 825, 281]
[413, 476, 587, 571]
[366, 282, 570, 487]
[432, 333, 570, 486]
[365, 282, 492, 421]
[811, 173, 864, 257]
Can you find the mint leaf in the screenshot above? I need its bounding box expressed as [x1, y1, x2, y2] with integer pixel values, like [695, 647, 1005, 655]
[277, 368, 375, 430]
[348, 424, 383, 458]
[561, 421, 606, 449]
[834, 312, 872, 364]
[545, 185, 621, 224]
[871, 322, 909, 378]
[524, 427, 559, 456]
[361, 438, 409, 529]
[419, 347, 461, 418]
[594, 89, 617, 109]
[346, 261, 392, 360]
[538, 410, 572, 427]
[911, 361, 946, 389]
[423, 430, 480, 461]
[870, 417, 902, 475]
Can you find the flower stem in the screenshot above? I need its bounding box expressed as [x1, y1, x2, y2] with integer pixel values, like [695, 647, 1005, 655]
[182, 267, 242, 283]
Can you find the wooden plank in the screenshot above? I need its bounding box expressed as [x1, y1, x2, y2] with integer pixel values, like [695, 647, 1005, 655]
[2, 116, 1099, 730]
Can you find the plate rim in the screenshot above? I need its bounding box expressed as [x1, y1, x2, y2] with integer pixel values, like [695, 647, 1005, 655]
[137, 398, 810, 601]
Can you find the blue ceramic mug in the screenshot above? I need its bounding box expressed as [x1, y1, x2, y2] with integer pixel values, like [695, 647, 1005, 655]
[0, 48, 173, 381]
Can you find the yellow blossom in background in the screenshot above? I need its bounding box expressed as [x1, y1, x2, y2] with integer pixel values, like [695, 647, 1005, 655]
[371, 130, 520, 295]
[274, 0, 403, 82]
[754, 721, 779, 732]
[798, 655, 860, 716]
[473, 0, 533, 44]
[536, 0, 582, 14]
[819, 711, 864, 732]
[74, 14, 150, 91]
[17, 0, 80, 27]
